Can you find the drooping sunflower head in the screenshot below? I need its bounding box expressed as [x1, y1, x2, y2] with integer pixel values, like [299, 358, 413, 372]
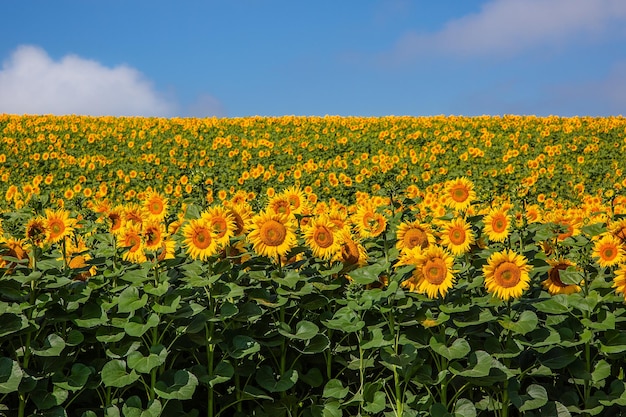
[439, 217, 475, 256]
[396, 220, 435, 252]
[483, 208, 511, 243]
[142, 221, 165, 251]
[226, 203, 252, 236]
[303, 215, 342, 261]
[182, 218, 219, 261]
[483, 249, 532, 301]
[542, 258, 581, 295]
[247, 209, 297, 260]
[143, 191, 168, 221]
[592, 234, 625, 268]
[442, 177, 476, 212]
[45, 209, 76, 244]
[334, 229, 368, 267]
[106, 206, 125, 235]
[201, 205, 236, 247]
[25, 216, 47, 247]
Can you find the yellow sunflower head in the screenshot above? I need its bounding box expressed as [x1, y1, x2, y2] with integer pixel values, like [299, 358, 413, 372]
[352, 203, 387, 239]
[483, 208, 511, 243]
[303, 215, 342, 261]
[334, 229, 368, 267]
[442, 177, 476, 212]
[613, 264, 626, 300]
[201, 205, 236, 248]
[247, 209, 297, 260]
[483, 249, 531, 301]
[542, 258, 581, 295]
[143, 191, 168, 221]
[280, 185, 308, 215]
[118, 223, 147, 263]
[0, 237, 30, 270]
[142, 220, 166, 251]
[396, 220, 435, 252]
[610, 219, 626, 244]
[439, 217, 475, 256]
[227, 203, 252, 236]
[402, 245, 455, 299]
[25, 216, 47, 247]
[182, 218, 219, 261]
[592, 234, 625, 268]
[45, 209, 76, 244]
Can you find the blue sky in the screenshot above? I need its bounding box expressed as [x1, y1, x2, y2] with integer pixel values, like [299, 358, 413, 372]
[1, 0, 625, 118]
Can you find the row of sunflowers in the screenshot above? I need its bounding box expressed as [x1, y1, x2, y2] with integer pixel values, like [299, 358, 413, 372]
[3, 172, 626, 415]
[2, 114, 626, 211]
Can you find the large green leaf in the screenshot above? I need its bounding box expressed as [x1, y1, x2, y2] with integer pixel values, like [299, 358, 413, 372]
[117, 286, 148, 313]
[429, 336, 471, 361]
[31, 333, 66, 357]
[277, 320, 319, 340]
[255, 366, 298, 393]
[154, 369, 198, 400]
[0, 357, 23, 394]
[100, 360, 140, 388]
[127, 345, 168, 374]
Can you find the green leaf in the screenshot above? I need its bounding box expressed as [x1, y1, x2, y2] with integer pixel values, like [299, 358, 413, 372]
[323, 379, 349, 399]
[498, 310, 538, 335]
[429, 336, 471, 360]
[208, 360, 234, 387]
[121, 396, 162, 417]
[300, 367, 323, 388]
[101, 360, 140, 388]
[52, 363, 93, 392]
[117, 286, 148, 313]
[227, 335, 260, 359]
[31, 333, 66, 357]
[534, 296, 570, 314]
[450, 351, 494, 378]
[0, 357, 23, 394]
[74, 302, 108, 328]
[592, 360, 611, 387]
[363, 391, 386, 413]
[255, 366, 298, 393]
[348, 262, 388, 285]
[539, 347, 577, 369]
[600, 330, 626, 354]
[154, 369, 198, 400]
[0, 313, 28, 338]
[454, 398, 476, 417]
[322, 306, 365, 333]
[127, 345, 168, 374]
[518, 384, 548, 412]
[296, 333, 330, 354]
[125, 313, 160, 337]
[31, 387, 69, 410]
[120, 268, 150, 284]
[278, 320, 319, 340]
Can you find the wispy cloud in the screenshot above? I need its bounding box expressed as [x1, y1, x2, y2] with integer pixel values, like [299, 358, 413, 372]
[0, 45, 181, 116]
[385, 0, 626, 63]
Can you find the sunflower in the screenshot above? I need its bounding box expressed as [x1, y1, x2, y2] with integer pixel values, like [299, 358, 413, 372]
[201, 205, 236, 248]
[610, 219, 626, 244]
[118, 223, 147, 263]
[182, 218, 219, 261]
[612, 263, 626, 300]
[143, 191, 168, 221]
[401, 245, 455, 299]
[226, 203, 252, 236]
[334, 230, 368, 267]
[542, 258, 581, 295]
[483, 208, 511, 243]
[124, 203, 144, 225]
[142, 221, 165, 251]
[45, 209, 76, 244]
[442, 177, 476, 212]
[396, 220, 435, 252]
[592, 234, 624, 268]
[525, 204, 542, 223]
[106, 206, 125, 235]
[353, 204, 387, 239]
[247, 210, 297, 260]
[483, 249, 531, 301]
[281, 185, 308, 215]
[439, 217, 475, 256]
[0, 237, 29, 270]
[25, 216, 47, 247]
[267, 195, 293, 217]
[157, 237, 177, 262]
[302, 216, 342, 260]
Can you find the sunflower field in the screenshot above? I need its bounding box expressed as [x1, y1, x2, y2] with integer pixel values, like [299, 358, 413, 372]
[2, 115, 626, 416]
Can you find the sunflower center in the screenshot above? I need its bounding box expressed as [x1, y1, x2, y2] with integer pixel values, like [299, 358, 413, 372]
[492, 215, 508, 233]
[449, 226, 466, 245]
[422, 258, 447, 285]
[126, 235, 142, 252]
[601, 245, 617, 261]
[404, 228, 428, 249]
[211, 218, 228, 238]
[494, 262, 521, 288]
[49, 220, 64, 237]
[145, 228, 161, 246]
[313, 225, 334, 248]
[260, 220, 287, 246]
[288, 196, 300, 209]
[150, 201, 163, 215]
[192, 229, 213, 249]
[363, 213, 385, 234]
[548, 263, 568, 287]
[450, 185, 469, 203]
[272, 201, 290, 215]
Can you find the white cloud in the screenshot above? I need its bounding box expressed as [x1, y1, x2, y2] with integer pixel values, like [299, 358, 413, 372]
[387, 0, 626, 61]
[0, 45, 178, 116]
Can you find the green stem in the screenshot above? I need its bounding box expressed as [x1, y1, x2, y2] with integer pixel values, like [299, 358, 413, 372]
[207, 321, 215, 417]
